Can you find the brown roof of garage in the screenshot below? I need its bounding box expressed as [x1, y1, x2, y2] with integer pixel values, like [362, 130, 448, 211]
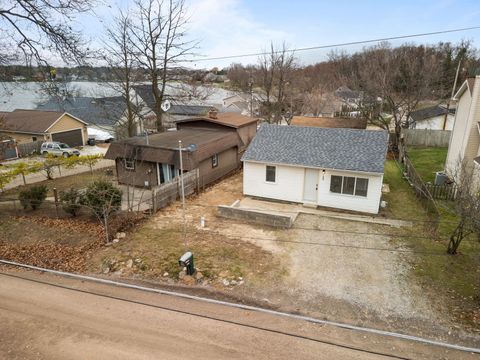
[0, 109, 65, 134]
[105, 128, 244, 169]
[291, 116, 367, 129]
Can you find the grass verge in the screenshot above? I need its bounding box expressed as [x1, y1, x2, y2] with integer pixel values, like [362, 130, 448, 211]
[383, 159, 479, 328]
[407, 147, 448, 183]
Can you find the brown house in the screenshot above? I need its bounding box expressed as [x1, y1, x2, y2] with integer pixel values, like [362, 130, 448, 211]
[291, 116, 367, 129]
[105, 112, 257, 188]
[0, 109, 88, 146]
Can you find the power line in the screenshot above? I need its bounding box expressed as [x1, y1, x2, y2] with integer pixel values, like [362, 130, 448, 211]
[185, 26, 480, 62]
[0, 272, 409, 359]
[157, 225, 480, 256]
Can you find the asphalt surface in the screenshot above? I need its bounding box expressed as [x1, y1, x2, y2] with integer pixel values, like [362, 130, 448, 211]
[0, 270, 476, 359]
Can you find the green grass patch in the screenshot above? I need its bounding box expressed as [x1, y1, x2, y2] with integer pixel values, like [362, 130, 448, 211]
[383, 159, 480, 327]
[407, 147, 448, 183]
[382, 160, 428, 221]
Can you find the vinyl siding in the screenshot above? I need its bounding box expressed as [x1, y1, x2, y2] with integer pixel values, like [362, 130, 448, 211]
[243, 161, 383, 214]
[0, 131, 47, 144]
[446, 86, 473, 173]
[414, 114, 455, 130]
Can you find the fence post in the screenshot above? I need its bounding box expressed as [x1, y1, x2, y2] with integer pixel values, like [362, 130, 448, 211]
[151, 187, 156, 213]
[53, 187, 59, 218]
[196, 168, 200, 193]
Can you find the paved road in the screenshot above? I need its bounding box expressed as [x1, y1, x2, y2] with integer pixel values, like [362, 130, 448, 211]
[0, 270, 475, 359]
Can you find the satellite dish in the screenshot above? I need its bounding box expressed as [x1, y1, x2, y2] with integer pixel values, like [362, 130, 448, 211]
[161, 99, 171, 112]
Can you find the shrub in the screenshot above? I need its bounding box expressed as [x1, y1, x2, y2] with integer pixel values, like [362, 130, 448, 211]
[80, 180, 122, 218]
[60, 187, 82, 217]
[18, 185, 48, 210]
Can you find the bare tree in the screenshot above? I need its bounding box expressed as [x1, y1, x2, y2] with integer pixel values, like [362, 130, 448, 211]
[0, 0, 95, 66]
[102, 11, 141, 138]
[257, 42, 296, 124]
[130, 0, 196, 132]
[331, 43, 442, 140]
[445, 159, 480, 254]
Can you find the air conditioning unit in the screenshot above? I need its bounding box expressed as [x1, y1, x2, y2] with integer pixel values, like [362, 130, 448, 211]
[435, 172, 448, 185]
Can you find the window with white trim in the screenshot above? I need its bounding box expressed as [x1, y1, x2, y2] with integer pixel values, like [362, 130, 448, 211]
[124, 159, 135, 170]
[330, 175, 368, 197]
[266, 165, 276, 183]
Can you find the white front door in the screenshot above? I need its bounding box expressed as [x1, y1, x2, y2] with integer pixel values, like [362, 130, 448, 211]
[303, 168, 318, 202]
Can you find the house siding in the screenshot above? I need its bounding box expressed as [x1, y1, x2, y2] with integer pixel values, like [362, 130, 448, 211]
[446, 78, 477, 175]
[198, 147, 239, 187]
[243, 161, 383, 214]
[414, 114, 455, 130]
[0, 131, 47, 144]
[116, 159, 158, 188]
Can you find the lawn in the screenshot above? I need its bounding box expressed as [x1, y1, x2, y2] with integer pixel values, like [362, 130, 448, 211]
[0, 166, 115, 200]
[407, 147, 448, 183]
[383, 159, 480, 328]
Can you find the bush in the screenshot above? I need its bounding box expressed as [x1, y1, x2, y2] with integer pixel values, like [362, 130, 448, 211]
[60, 187, 82, 217]
[80, 180, 122, 218]
[18, 185, 48, 210]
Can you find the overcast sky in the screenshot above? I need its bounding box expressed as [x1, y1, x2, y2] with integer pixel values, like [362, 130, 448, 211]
[76, 0, 480, 69]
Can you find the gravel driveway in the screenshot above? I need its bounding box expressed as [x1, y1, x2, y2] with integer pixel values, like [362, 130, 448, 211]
[283, 213, 434, 320]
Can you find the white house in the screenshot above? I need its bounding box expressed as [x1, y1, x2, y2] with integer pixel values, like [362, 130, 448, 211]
[241, 124, 388, 214]
[408, 105, 455, 130]
[445, 76, 480, 182]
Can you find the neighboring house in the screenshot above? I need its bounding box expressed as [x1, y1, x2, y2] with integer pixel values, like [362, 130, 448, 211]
[105, 112, 257, 188]
[242, 124, 388, 214]
[408, 105, 455, 130]
[37, 96, 130, 139]
[132, 84, 217, 130]
[334, 86, 363, 108]
[445, 76, 480, 180]
[0, 109, 88, 146]
[225, 101, 250, 116]
[176, 111, 258, 154]
[162, 104, 215, 129]
[291, 116, 367, 129]
[222, 93, 267, 116]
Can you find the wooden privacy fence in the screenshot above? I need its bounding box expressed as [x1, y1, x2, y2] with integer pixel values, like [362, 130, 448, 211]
[151, 169, 199, 212]
[401, 129, 451, 147]
[17, 141, 42, 157]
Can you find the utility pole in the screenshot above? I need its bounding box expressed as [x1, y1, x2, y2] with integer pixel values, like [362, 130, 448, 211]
[249, 73, 254, 117]
[443, 58, 462, 130]
[178, 140, 186, 249]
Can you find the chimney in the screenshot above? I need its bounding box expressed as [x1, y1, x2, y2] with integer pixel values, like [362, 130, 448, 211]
[208, 109, 218, 119]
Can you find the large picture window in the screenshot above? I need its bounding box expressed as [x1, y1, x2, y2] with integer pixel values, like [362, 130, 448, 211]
[266, 165, 276, 183]
[330, 175, 368, 197]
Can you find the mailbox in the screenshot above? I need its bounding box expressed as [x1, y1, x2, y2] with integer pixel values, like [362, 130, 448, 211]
[179, 251, 195, 275]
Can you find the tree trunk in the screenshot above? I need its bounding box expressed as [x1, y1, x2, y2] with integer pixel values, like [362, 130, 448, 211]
[448, 221, 464, 254]
[104, 214, 110, 244]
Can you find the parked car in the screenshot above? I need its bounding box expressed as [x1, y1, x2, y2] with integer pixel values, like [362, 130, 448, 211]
[40, 142, 80, 157]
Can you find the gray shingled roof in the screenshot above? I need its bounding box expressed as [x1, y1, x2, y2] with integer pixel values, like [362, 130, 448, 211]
[36, 96, 126, 126]
[242, 124, 388, 174]
[410, 105, 455, 122]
